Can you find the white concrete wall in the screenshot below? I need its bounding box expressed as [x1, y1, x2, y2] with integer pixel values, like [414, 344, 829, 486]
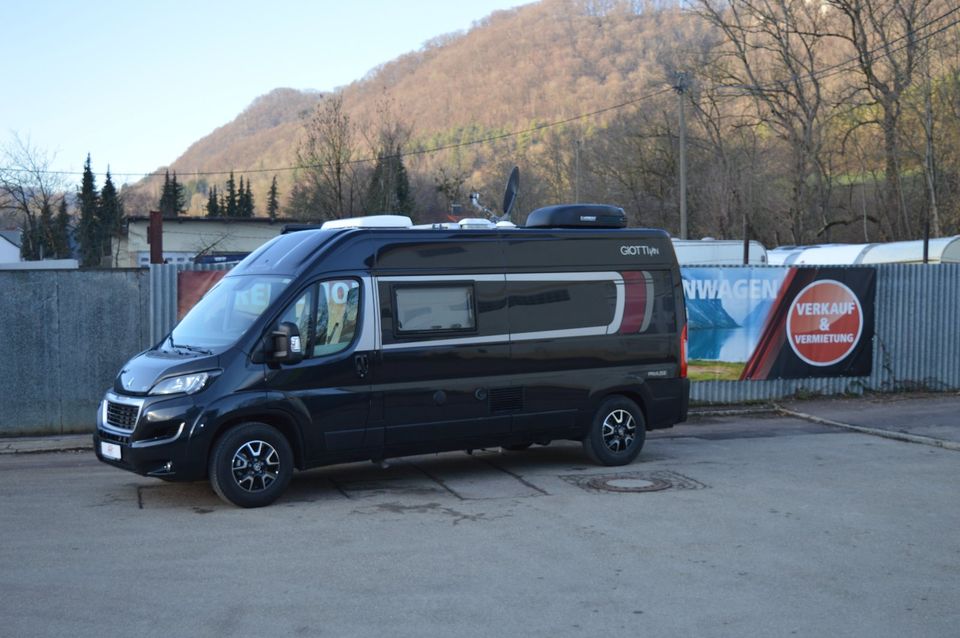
[0, 238, 20, 263]
[114, 218, 285, 267]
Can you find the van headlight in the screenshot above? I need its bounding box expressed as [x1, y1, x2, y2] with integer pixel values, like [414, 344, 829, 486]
[150, 372, 214, 396]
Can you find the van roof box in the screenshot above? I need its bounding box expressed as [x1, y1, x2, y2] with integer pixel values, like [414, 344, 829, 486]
[524, 204, 626, 229]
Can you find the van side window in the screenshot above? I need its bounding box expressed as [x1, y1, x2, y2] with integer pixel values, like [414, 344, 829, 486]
[276, 279, 361, 359]
[394, 285, 476, 334]
[315, 280, 361, 356]
[278, 287, 315, 352]
[507, 280, 617, 333]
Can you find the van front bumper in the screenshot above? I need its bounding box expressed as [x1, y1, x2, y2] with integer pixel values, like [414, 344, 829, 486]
[93, 391, 208, 481]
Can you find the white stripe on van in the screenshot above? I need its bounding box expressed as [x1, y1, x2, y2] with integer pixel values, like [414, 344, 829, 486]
[377, 274, 506, 282]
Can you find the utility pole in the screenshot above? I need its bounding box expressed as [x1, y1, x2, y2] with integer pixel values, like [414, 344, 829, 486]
[673, 71, 690, 239]
[575, 138, 581, 203]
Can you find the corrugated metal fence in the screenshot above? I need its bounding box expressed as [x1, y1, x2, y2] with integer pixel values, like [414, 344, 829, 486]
[0, 268, 150, 435]
[151, 262, 960, 404]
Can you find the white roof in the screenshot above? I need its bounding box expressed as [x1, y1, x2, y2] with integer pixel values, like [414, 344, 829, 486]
[768, 236, 960, 265]
[790, 244, 873, 265]
[860, 237, 960, 264]
[671, 239, 767, 265]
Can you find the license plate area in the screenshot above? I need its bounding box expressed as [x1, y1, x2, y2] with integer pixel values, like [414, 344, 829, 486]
[100, 441, 122, 460]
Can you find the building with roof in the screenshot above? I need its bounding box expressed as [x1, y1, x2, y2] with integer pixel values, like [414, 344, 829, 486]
[112, 215, 294, 268]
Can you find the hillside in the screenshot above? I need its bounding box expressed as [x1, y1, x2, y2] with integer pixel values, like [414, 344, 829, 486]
[121, 0, 960, 244]
[122, 0, 699, 218]
[121, 88, 322, 215]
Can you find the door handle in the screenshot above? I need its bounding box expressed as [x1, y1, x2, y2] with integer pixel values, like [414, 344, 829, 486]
[354, 354, 369, 379]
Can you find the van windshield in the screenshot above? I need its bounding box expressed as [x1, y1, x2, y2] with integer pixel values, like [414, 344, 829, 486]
[164, 275, 293, 351]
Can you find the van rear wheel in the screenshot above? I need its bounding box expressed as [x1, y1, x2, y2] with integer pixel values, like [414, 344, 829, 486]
[582, 397, 646, 466]
[209, 422, 293, 508]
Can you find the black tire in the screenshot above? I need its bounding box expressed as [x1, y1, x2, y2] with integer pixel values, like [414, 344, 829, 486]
[209, 422, 294, 508]
[582, 396, 646, 466]
[501, 442, 533, 451]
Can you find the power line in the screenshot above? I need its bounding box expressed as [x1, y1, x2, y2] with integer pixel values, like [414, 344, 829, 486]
[0, 88, 674, 180]
[3, 3, 959, 181]
[709, 3, 960, 94]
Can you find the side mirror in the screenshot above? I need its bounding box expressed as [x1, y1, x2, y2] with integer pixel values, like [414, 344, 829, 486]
[270, 321, 304, 365]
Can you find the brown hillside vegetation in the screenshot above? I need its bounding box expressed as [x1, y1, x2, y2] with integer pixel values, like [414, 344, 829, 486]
[122, 88, 322, 217]
[125, 0, 699, 219]
[123, 0, 960, 246]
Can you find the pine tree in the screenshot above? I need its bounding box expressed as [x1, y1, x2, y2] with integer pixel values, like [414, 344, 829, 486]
[171, 172, 185, 215]
[159, 170, 184, 217]
[206, 186, 220, 217]
[244, 180, 255, 217]
[395, 158, 413, 215]
[38, 200, 55, 259]
[77, 154, 101, 267]
[365, 148, 413, 215]
[267, 175, 280, 220]
[53, 197, 71, 259]
[237, 176, 248, 217]
[158, 170, 174, 217]
[225, 172, 238, 217]
[97, 169, 123, 264]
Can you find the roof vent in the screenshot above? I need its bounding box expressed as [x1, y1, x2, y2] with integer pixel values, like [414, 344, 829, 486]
[524, 204, 626, 229]
[457, 218, 496, 229]
[320, 214, 413, 230]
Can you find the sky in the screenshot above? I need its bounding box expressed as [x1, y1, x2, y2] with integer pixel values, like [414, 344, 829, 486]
[2, 0, 529, 184]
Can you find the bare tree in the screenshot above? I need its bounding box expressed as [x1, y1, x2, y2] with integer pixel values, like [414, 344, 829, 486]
[434, 166, 470, 213]
[696, 0, 840, 244]
[826, 0, 939, 238]
[362, 94, 415, 215]
[587, 104, 679, 230]
[296, 93, 363, 220]
[0, 134, 66, 260]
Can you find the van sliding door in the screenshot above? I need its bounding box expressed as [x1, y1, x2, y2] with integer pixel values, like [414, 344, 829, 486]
[375, 274, 511, 454]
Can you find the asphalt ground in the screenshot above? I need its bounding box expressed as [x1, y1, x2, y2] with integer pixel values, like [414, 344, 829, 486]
[0, 392, 958, 637]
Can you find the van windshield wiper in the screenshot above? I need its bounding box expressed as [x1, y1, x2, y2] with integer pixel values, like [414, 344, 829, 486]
[177, 344, 213, 355]
[166, 336, 212, 356]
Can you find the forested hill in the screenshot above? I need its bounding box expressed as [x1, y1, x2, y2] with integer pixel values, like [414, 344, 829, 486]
[123, 0, 960, 245]
[123, 0, 699, 217]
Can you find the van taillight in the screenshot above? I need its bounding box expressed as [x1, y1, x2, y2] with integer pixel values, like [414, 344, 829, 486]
[680, 323, 688, 378]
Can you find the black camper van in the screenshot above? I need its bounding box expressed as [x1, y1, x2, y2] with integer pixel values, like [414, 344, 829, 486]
[95, 205, 689, 507]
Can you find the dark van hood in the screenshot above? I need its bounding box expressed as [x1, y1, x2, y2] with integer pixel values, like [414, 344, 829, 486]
[116, 350, 220, 394]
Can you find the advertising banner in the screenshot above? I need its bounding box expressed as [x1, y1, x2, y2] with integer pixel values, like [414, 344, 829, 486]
[682, 267, 876, 381]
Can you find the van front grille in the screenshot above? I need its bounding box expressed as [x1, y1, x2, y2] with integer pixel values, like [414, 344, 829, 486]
[106, 401, 139, 431]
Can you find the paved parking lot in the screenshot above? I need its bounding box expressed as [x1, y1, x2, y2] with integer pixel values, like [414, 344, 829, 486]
[1, 394, 958, 637]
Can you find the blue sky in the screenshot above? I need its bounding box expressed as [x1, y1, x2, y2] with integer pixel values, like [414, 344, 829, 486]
[3, 0, 529, 184]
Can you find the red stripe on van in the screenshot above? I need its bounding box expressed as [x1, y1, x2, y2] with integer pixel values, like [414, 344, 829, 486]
[619, 271, 650, 333]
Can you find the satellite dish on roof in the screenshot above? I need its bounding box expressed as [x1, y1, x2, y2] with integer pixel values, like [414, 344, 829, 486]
[501, 166, 519, 222]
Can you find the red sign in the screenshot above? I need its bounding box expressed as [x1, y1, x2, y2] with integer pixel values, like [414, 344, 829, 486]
[786, 279, 864, 366]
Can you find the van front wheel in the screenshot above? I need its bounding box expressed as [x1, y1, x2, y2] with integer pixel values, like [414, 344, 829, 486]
[209, 423, 293, 508]
[582, 397, 646, 466]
